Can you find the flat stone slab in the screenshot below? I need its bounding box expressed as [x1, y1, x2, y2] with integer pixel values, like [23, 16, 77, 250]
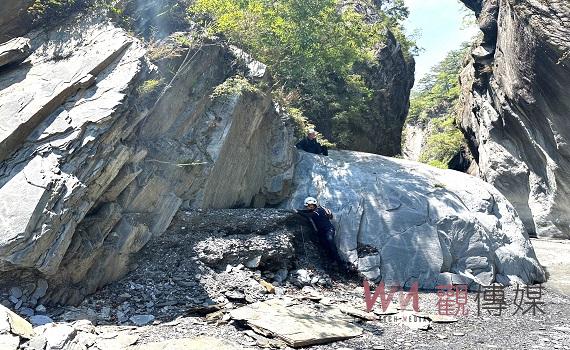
[0, 37, 30, 68]
[230, 298, 362, 347]
[0, 304, 34, 339]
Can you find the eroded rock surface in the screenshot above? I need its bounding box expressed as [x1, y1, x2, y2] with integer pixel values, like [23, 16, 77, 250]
[458, 0, 570, 238]
[286, 150, 545, 288]
[0, 37, 30, 68]
[352, 30, 415, 156]
[0, 13, 294, 305]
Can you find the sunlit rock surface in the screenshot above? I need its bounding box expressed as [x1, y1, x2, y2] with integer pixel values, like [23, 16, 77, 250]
[459, 0, 570, 238]
[286, 150, 546, 288]
[0, 13, 294, 304]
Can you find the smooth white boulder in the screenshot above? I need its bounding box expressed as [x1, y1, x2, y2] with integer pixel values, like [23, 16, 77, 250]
[286, 150, 546, 288]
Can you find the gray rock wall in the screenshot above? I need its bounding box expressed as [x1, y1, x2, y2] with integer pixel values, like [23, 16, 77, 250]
[0, 13, 294, 304]
[458, 0, 570, 238]
[0, 0, 33, 44]
[286, 150, 545, 289]
[352, 31, 416, 156]
[402, 123, 426, 161]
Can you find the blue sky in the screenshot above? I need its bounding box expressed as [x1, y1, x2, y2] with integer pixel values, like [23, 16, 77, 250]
[403, 0, 479, 85]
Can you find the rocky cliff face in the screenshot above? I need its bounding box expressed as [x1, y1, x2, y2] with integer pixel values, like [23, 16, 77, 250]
[352, 30, 416, 156]
[287, 150, 545, 289]
[0, 0, 551, 309]
[0, 11, 294, 304]
[337, 0, 415, 156]
[402, 123, 425, 161]
[0, 0, 33, 43]
[458, 0, 570, 238]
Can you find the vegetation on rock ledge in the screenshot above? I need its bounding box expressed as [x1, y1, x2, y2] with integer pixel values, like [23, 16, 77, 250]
[405, 42, 471, 168]
[189, 0, 416, 149]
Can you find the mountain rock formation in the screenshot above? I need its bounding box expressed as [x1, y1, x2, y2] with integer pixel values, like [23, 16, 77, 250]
[343, 1, 416, 156]
[0, 0, 549, 307]
[458, 0, 570, 238]
[352, 30, 415, 156]
[0, 10, 294, 304]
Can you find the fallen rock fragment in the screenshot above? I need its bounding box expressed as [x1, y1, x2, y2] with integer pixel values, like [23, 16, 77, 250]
[340, 306, 379, 321]
[258, 280, 275, 294]
[0, 37, 31, 68]
[40, 323, 76, 350]
[185, 304, 222, 316]
[230, 298, 362, 347]
[244, 329, 285, 348]
[205, 310, 224, 323]
[126, 336, 239, 350]
[129, 315, 155, 326]
[31, 279, 48, 301]
[9, 287, 23, 299]
[29, 315, 54, 327]
[95, 332, 140, 349]
[225, 290, 246, 301]
[245, 256, 262, 269]
[0, 304, 34, 339]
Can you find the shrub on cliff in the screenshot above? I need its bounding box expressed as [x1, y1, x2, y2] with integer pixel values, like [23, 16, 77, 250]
[419, 116, 464, 168]
[28, 0, 82, 23]
[407, 43, 470, 125]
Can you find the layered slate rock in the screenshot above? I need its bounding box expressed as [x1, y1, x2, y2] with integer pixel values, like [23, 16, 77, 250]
[0, 37, 31, 68]
[286, 150, 545, 288]
[0, 14, 147, 277]
[458, 0, 570, 238]
[0, 14, 294, 304]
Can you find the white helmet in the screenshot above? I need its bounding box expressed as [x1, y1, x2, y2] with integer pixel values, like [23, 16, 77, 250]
[304, 196, 318, 207]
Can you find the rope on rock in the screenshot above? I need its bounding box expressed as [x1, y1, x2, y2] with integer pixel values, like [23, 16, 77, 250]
[144, 158, 208, 167]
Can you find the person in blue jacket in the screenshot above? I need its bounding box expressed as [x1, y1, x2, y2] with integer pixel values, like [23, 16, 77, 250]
[294, 196, 340, 262]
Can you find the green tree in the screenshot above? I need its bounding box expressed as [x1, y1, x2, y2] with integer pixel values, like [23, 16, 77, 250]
[189, 0, 414, 147]
[408, 43, 470, 125]
[191, 0, 380, 86]
[406, 42, 471, 168]
[28, 0, 80, 23]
